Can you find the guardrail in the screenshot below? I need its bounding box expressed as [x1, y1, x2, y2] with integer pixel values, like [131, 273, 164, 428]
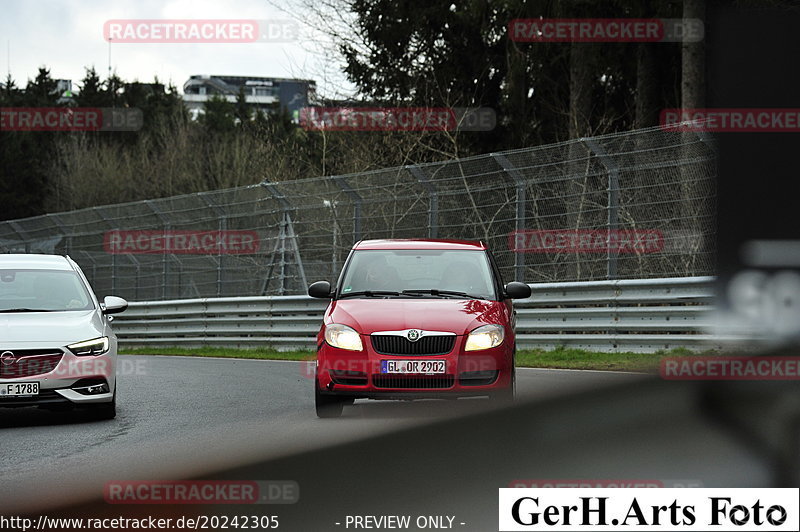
[513, 276, 717, 352]
[113, 276, 719, 353]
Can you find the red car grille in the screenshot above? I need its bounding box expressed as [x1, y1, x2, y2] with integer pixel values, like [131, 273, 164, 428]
[0, 350, 63, 378]
[372, 375, 455, 389]
[371, 335, 455, 356]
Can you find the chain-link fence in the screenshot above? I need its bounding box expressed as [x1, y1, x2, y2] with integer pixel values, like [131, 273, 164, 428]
[0, 125, 715, 301]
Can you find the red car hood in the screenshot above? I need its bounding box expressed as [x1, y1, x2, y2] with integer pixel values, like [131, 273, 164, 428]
[326, 298, 509, 335]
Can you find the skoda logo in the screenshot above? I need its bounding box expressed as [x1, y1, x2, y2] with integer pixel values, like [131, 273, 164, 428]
[406, 329, 422, 342]
[1, 351, 16, 365]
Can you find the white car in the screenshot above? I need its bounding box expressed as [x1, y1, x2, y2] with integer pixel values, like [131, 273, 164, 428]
[0, 254, 127, 419]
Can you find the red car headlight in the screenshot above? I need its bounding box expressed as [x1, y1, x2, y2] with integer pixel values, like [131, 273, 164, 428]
[464, 324, 504, 351]
[324, 324, 364, 351]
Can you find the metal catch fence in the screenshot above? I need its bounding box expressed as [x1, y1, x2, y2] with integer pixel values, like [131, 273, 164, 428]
[0, 125, 715, 300]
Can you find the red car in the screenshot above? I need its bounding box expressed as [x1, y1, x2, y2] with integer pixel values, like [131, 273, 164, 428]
[308, 239, 531, 418]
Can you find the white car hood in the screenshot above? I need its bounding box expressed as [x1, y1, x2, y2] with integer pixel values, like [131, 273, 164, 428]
[0, 310, 106, 347]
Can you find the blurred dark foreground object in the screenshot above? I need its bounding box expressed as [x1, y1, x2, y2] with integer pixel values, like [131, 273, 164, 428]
[48, 375, 800, 531]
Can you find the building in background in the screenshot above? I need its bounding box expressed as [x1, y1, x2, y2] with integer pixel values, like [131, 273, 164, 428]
[182, 75, 316, 121]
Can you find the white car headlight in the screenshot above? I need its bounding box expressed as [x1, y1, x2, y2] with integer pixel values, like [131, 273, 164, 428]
[325, 324, 363, 351]
[67, 336, 110, 356]
[464, 324, 504, 351]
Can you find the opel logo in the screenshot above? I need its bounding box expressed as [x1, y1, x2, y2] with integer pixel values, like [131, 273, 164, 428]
[406, 329, 422, 342]
[1, 351, 16, 365]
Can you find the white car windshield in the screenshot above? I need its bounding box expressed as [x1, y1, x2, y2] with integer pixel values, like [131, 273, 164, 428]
[0, 269, 94, 312]
[339, 249, 497, 300]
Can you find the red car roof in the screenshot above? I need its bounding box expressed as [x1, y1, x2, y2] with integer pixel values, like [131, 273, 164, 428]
[352, 239, 487, 250]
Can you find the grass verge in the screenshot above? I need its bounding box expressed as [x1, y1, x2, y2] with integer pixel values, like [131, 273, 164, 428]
[515, 347, 714, 372]
[120, 346, 715, 372]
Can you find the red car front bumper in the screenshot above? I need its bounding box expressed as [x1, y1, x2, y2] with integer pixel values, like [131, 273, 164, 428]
[316, 334, 513, 399]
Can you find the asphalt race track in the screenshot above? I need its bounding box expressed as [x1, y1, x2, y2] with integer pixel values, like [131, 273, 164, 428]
[0, 355, 643, 515]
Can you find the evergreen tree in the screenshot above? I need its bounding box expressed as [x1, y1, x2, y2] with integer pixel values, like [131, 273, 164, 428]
[234, 87, 252, 125]
[200, 94, 236, 133]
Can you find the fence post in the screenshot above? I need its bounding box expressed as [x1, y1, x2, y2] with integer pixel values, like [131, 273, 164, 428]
[78, 250, 98, 290]
[6, 221, 29, 252]
[199, 193, 226, 297]
[170, 254, 183, 298]
[126, 254, 141, 300]
[260, 182, 307, 295]
[93, 208, 116, 295]
[145, 200, 170, 299]
[406, 165, 439, 239]
[47, 214, 71, 256]
[582, 138, 620, 280]
[261, 182, 291, 294]
[331, 176, 362, 243]
[492, 153, 527, 282]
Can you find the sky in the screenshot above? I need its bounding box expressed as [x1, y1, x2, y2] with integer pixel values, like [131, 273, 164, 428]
[0, 0, 354, 97]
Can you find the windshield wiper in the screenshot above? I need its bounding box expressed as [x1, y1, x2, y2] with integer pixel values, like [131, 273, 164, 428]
[402, 289, 487, 300]
[338, 290, 402, 299]
[338, 290, 427, 299]
[0, 308, 54, 313]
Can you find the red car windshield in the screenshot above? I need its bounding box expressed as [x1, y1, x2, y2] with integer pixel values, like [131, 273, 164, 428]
[339, 249, 497, 300]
